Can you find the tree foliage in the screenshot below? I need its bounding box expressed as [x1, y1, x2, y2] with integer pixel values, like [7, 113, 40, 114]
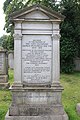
[0, 35, 7, 47]
[0, 35, 14, 50]
[60, 0, 80, 73]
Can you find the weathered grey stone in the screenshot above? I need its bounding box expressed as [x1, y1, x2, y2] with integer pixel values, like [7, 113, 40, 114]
[0, 75, 8, 83]
[0, 83, 10, 89]
[8, 51, 14, 69]
[6, 85, 68, 119]
[5, 110, 68, 120]
[11, 89, 62, 105]
[9, 105, 19, 116]
[5, 4, 68, 120]
[76, 103, 80, 115]
[0, 49, 10, 89]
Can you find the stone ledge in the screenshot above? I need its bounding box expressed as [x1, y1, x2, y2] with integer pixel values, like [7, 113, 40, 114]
[10, 83, 63, 92]
[9, 104, 64, 116]
[5, 111, 68, 120]
[0, 82, 10, 89]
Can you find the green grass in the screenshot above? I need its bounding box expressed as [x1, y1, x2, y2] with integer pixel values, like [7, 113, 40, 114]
[61, 72, 80, 120]
[8, 69, 14, 85]
[0, 70, 13, 120]
[0, 70, 80, 120]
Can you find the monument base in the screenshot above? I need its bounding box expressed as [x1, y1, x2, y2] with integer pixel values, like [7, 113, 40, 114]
[5, 83, 68, 120]
[5, 111, 68, 120]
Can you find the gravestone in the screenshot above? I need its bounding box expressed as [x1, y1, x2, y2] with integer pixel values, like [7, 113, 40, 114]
[8, 51, 14, 69]
[0, 49, 9, 89]
[76, 103, 80, 115]
[5, 4, 68, 120]
[74, 57, 80, 71]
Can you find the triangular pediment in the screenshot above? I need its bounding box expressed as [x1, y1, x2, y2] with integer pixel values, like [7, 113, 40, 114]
[18, 10, 50, 19]
[10, 4, 65, 21]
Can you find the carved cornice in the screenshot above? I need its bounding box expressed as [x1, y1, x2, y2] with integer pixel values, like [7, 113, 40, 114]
[13, 34, 22, 40]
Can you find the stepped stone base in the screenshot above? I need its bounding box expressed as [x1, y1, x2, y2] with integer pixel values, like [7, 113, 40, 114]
[5, 84, 68, 120]
[5, 111, 68, 120]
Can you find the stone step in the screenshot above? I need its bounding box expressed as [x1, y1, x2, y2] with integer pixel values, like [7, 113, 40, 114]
[0, 82, 10, 89]
[5, 111, 68, 120]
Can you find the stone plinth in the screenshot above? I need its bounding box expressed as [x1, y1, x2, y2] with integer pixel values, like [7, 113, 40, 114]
[5, 84, 68, 120]
[0, 49, 10, 89]
[74, 57, 80, 71]
[5, 4, 68, 120]
[6, 112, 68, 120]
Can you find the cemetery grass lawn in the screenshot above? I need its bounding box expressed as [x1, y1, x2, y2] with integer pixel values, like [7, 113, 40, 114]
[0, 70, 80, 120]
[0, 70, 13, 120]
[61, 72, 80, 120]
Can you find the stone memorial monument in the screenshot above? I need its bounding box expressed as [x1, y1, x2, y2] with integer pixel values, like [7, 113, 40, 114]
[8, 51, 14, 69]
[0, 49, 9, 89]
[5, 4, 68, 120]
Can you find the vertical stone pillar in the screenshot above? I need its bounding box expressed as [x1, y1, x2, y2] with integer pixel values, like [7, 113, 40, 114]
[13, 34, 22, 85]
[52, 34, 61, 85]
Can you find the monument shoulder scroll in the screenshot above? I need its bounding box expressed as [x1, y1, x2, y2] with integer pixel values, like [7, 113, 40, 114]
[13, 34, 22, 40]
[53, 34, 61, 41]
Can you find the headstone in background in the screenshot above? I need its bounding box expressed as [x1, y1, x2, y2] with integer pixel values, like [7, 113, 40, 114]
[0, 48, 10, 89]
[74, 57, 80, 71]
[76, 103, 80, 115]
[5, 4, 68, 120]
[8, 51, 14, 69]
